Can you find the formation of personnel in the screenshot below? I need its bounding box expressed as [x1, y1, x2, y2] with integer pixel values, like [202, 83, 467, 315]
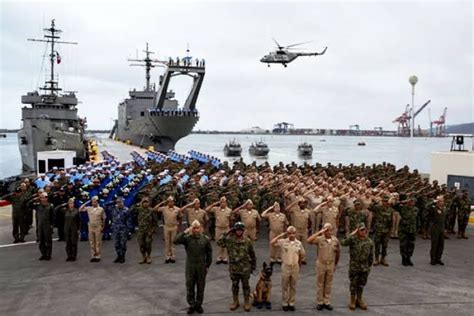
[1, 152, 472, 313]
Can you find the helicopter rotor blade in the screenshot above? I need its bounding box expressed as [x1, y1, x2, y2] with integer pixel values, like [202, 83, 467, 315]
[272, 38, 283, 50]
[284, 40, 313, 49]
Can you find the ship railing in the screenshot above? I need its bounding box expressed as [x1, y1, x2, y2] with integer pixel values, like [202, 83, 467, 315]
[148, 108, 199, 117]
[167, 57, 206, 68]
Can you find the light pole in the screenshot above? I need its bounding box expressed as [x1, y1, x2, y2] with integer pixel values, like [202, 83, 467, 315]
[409, 75, 418, 137]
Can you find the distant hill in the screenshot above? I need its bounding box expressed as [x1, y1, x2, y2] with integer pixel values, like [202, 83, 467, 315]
[446, 123, 474, 135]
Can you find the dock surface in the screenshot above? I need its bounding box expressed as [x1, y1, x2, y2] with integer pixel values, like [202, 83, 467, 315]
[0, 205, 473, 315]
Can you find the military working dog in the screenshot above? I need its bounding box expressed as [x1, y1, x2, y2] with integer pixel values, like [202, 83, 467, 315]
[251, 262, 273, 309]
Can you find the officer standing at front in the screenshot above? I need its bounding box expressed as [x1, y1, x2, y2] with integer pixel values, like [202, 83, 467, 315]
[36, 192, 55, 260]
[62, 197, 80, 261]
[174, 220, 213, 314]
[111, 197, 132, 263]
[217, 222, 256, 312]
[79, 196, 105, 262]
[398, 197, 418, 266]
[134, 197, 157, 264]
[271, 226, 306, 312]
[307, 223, 340, 311]
[154, 196, 181, 264]
[430, 195, 447, 265]
[341, 223, 374, 310]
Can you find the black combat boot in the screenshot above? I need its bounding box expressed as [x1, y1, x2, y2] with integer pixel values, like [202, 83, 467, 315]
[401, 256, 408, 266]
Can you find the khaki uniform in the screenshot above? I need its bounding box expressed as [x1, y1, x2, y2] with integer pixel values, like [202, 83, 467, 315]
[187, 208, 208, 228]
[210, 206, 232, 260]
[264, 212, 288, 262]
[310, 236, 340, 305]
[276, 238, 305, 306]
[361, 198, 373, 231]
[308, 195, 323, 231]
[239, 209, 261, 240]
[86, 206, 105, 259]
[391, 209, 401, 238]
[159, 206, 180, 260]
[291, 208, 311, 259]
[315, 206, 339, 235]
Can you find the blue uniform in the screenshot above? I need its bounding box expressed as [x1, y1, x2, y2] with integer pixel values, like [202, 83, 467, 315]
[75, 199, 89, 241]
[111, 205, 132, 258]
[100, 198, 114, 240]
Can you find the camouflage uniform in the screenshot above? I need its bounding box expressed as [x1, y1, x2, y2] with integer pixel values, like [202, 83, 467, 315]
[174, 232, 212, 310]
[345, 209, 367, 233]
[430, 204, 446, 264]
[372, 204, 393, 261]
[445, 193, 457, 233]
[111, 205, 132, 259]
[416, 195, 430, 238]
[398, 204, 418, 264]
[217, 233, 256, 308]
[340, 235, 374, 304]
[457, 195, 471, 238]
[134, 206, 157, 257]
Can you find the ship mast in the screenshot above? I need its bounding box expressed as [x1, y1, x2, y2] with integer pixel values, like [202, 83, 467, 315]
[129, 43, 164, 91]
[28, 19, 77, 96]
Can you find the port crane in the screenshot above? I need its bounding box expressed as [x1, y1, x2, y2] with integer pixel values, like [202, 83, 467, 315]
[393, 100, 430, 136]
[393, 104, 411, 136]
[432, 107, 447, 137]
[349, 124, 360, 135]
[272, 122, 294, 134]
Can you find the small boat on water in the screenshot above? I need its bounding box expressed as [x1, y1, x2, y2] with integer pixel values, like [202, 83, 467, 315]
[358, 141, 366, 146]
[223, 139, 242, 157]
[249, 141, 270, 156]
[0, 133, 6, 138]
[320, 139, 326, 142]
[297, 142, 313, 157]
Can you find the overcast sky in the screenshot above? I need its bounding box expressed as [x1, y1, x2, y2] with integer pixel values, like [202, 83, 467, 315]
[1, 0, 472, 131]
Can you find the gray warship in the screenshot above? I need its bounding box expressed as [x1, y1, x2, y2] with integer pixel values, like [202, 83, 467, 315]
[111, 44, 204, 151]
[18, 20, 87, 172]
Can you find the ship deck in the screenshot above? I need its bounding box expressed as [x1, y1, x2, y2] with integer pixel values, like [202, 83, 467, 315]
[0, 203, 472, 315]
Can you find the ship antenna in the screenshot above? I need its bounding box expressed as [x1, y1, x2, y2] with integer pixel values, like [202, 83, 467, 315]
[128, 43, 164, 92]
[28, 19, 77, 96]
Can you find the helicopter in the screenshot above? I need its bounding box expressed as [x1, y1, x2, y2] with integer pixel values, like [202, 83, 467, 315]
[260, 39, 327, 67]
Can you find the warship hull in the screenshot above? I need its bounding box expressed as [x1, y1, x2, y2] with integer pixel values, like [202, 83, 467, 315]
[298, 148, 313, 157]
[249, 147, 270, 156]
[224, 146, 242, 157]
[112, 50, 205, 153]
[115, 114, 198, 151]
[18, 118, 86, 172]
[18, 20, 87, 174]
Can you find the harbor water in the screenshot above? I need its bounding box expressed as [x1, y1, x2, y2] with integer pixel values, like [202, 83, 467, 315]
[0, 132, 456, 180]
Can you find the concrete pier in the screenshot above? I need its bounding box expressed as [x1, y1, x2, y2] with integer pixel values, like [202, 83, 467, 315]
[0, 204, 472, 315]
